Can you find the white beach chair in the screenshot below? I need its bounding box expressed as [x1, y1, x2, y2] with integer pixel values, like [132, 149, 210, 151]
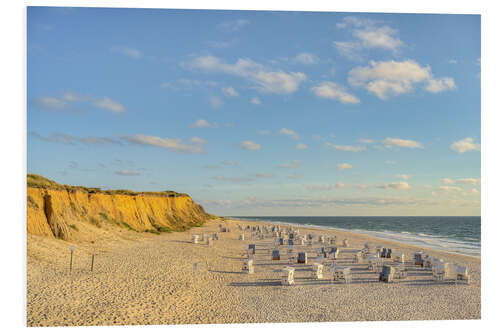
[331, 266, 352, 284]
[281, 267, 295, 286]
[238, 234, 245, 241]
[192, 235, 199, 244]
[353, 250, 363, 263]
[342, 238, 349, 247]
[432, 262, 451, 281]
[368, 256, 382, 272]
[454, 264, 471, 284]
[207, 237, 213, 246]
[394, 264, 408, 279]
[242, 259, 254, 274]
[393, 252, 405, 264]
[319, 235, 325, 244]
[312, 263, 324, 279]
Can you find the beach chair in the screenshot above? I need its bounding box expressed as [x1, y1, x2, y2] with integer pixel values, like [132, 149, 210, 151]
[381, 248, 387, 258]
[238, 234, 245, 241]
[342, 239, 349, 247]
[379, 265, 395, 283]
[297, 252, 308, 264]
[328, 247, 339, 260]
[238, 225, 243, 231]
[368, 256, 382, 272]
[192, 235, 199, 244]
[394, 264, 408, 279]
[376, 246, 382, 257]
[213, 232, 218, 240]
[393, 252, 405, 264]
[272, 249, 280, 260]
[319, 235, 325, 244]
[248, 244, 256, 255]
[331, 266, 352, 284]
[312, 263, 324, 279]
[242, 259, 254, 274]
[288, 239, 294, 246]
[386, 248, 392, 259]
[279, 238, 284, 245]
[414, 251, 424, 266]
[207, 237, 213, 246]
[432, 262, 451, 281]
[353, 251, 363, 263]
[454, 264, 471, 284]
[281, 267, 295, 286]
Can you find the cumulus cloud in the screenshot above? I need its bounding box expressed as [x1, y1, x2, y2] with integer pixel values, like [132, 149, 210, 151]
[257, 129, 271, 136]
[376, 181, 411, 190]
[279, 160, 301, 168]
[93, 97, 126, 114]
[115, 170, 140, 176]
[326, 143, 366, 152]
[450, 137, 480, 153]
[222, 160, 237, 166]
[279, 128, 299, 140]
[337, 162, 353, 170]
[293, 52, 319, 65]
[251, 97, 261, 105]
[396, 174, 410, 180]
[296, 143, 308, 150]
[348, 60, 456, 99]
[185, 55, 306, 94]
[222, 86, 239, 97]
[311, 81, 360, 104]
[382, 137, 423, 149]
[32, 96, 70, 111]
[238, 140, 261, 151]
[191, 119, 218, 128]
[121, 134, 206, 154]
[334, 16, 404, 59]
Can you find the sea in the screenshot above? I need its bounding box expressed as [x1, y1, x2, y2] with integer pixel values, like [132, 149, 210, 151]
[229, 216, 481, 257]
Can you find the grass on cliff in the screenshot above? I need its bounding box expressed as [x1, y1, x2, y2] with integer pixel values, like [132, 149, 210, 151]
[27, 174, 189, 197]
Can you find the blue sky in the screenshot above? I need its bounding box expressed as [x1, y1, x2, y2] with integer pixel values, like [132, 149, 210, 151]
[27, 7, 481, 216]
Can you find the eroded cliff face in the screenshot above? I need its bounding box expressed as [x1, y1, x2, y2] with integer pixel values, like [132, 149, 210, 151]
[27, 186, 209, 241]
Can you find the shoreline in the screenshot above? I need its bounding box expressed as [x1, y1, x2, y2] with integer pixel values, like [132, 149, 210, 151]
[227, 216, 481, 260]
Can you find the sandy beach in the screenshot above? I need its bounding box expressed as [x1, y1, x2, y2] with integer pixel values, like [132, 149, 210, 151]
[27, 218, 481, 326]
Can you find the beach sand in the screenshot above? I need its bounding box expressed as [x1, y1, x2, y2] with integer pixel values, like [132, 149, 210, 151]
[27, 218, 481, 326]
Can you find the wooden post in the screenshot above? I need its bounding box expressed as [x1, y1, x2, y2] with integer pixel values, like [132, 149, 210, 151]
[193, 262, 198, 284]
[91, 254, 95, 272]
[70, 245, 75, 272]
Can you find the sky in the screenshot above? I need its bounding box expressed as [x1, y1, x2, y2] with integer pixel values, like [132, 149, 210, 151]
[27, 7, 481, 216]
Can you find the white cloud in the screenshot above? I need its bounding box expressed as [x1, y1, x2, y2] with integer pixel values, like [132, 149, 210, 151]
[450, 137, 480, 153]
[216, 19, 250, 32]
[376, 181, 411, 190]
[208, 96, 223, 109]
[425, 77, 456, 93]
[448, 59, 458, 64]
[326, 143, 366, 152]
[186, 55, 306, 94]
[238, 141, 261, 151]
[334, 16, 404, 59]
[348, 60, 456, 99]
[250, 97, 261, 105]
[470, 188, 480, 195]
[359, 138, 375, 144]
[122, 134, 206, 154]
[441, 178, 481, 186]
[213, 176, 253, 182]
[296, 143, 308, 150]
[279, 160, 301, 168]
[440, 185, 462, 192]
[115, 170, 140, 176]
[382, 137, 423, 149]
[337, 162, 353, 170]
[31, 131, 122, 146]
[33, 96, 70, 111]
[293, 52, 319, 65]
[311, 82, 360, 104]
[287, 173, 300, 179]
[222, 86, 239, 97]
[395, 174, 410, 180]
[93, 97, 126, 114]
[191, 119, 218, 128]
[110, 46, 143, 59]
[279, 128, 299, 140]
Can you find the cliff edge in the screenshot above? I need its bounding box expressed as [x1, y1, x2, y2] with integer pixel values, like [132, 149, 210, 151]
[27, 174, 212, 242]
